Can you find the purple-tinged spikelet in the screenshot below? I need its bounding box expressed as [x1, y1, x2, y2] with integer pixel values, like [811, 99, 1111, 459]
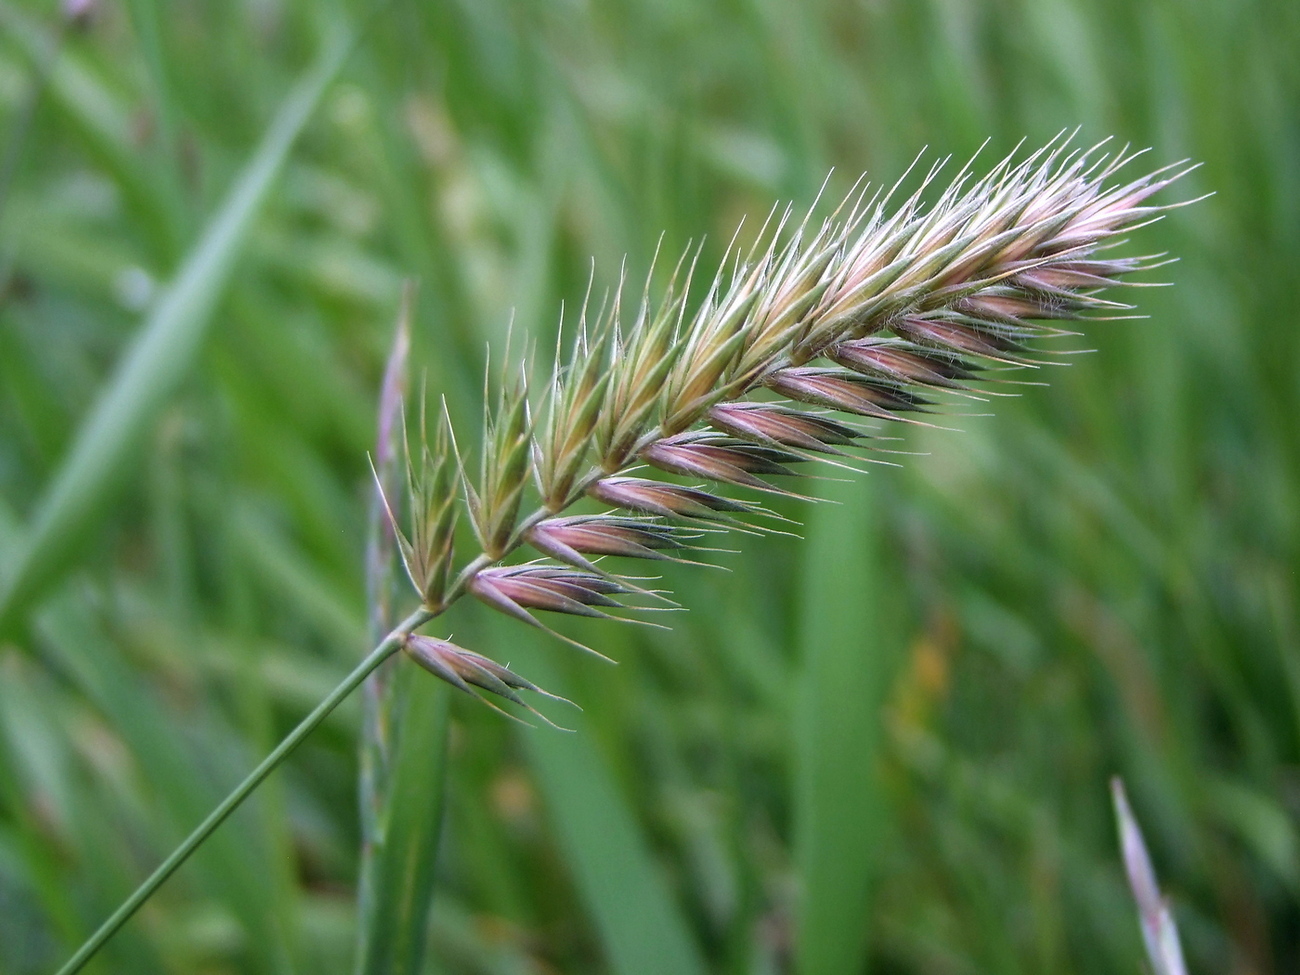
[404, 634, 574, 726]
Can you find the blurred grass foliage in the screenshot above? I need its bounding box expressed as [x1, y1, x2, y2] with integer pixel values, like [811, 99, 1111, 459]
[0, 0, 1295, 973]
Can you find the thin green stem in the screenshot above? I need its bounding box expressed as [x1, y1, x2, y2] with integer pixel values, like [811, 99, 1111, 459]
[54, 606, 434, 975]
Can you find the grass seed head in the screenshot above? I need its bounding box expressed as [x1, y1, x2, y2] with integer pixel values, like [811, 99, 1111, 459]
[381, 134, 1199, 717]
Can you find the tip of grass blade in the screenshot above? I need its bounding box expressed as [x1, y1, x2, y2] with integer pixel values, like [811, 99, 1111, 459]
[1111, 777, 1190, 975]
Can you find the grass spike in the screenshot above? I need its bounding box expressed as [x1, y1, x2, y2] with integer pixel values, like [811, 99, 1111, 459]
[363, 136, 1196, 708]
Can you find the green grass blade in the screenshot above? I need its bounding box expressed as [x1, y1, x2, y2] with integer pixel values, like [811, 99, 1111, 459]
[795, 475, 894, 975]
[0, 499, 296, 972]
[487, 621, 709, 975]
[354, 669, 452, 975]
[49, 607, 426, 975]
[0, 24, 352, 634]
[35, 599, 299, 975]
[0, 2, 165, 243]
[353, 294, 459, 975]
[121, 0, 191, 242]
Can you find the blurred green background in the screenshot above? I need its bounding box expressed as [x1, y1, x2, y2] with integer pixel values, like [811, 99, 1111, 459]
[0, 0, 1296, 973]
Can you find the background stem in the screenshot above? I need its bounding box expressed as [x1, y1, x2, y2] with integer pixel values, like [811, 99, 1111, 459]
[354, 289, 454, 975]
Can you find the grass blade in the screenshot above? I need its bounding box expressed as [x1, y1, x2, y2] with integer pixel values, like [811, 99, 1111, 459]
[486, 619, 709, 975]
[49, 606, 428, 975]
[1112, 778, 1190, 975]
[34, 599, 300, 974]
[795, 475, 894, 975]
[354, 671, 452, 975]
[0, 498, 297, 972]
[355, 295, 455, 975]
[0, 1, 174, 247]
[0, 23, 352, 634]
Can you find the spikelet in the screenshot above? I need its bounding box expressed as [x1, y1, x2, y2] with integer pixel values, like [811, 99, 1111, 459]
[404, 634, 575, 728]
[371, 397, 458, 613]
[464, 363, 531, 561]
[381, 134, 1199, 718]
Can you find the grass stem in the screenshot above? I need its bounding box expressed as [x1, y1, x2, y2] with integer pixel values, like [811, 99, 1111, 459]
[53, 605, 433, 975]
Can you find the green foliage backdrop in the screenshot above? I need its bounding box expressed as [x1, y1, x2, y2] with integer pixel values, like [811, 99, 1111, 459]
[0, 0, 1295, 972]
